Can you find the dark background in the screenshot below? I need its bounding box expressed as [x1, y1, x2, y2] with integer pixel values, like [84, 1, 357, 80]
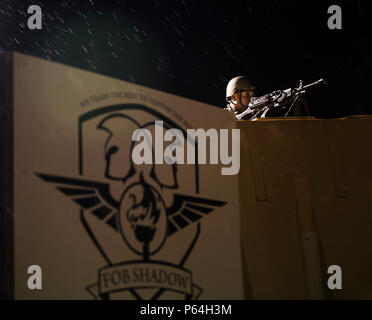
[0, 0, 370, 118]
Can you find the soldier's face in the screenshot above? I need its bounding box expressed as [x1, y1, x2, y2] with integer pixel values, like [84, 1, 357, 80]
[232, 88, 255, 111]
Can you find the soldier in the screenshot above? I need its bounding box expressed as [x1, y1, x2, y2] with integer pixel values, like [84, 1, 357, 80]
[225, 76, 256, 120]
[225, 76, 309, 120]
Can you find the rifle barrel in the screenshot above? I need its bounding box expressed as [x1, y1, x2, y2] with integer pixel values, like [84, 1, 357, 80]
[303, 78, 326, 90]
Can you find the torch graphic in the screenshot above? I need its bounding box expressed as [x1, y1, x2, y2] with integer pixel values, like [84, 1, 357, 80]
[126, 184, 160, 260]
[118, 177, 168, 260]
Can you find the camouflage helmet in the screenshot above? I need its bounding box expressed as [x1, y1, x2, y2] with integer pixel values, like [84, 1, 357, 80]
[226, 76, 256, 101]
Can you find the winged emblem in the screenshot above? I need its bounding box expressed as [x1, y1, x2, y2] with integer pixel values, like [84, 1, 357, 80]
[36, 172, 226, 258]
[35, 111, 228, 300]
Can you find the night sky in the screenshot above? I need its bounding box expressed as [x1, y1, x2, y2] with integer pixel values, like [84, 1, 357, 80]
[0, 0, 371, 118]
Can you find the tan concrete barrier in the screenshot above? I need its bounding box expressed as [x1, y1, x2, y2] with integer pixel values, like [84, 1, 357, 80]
[0, 52, 243, 300]
[1, 52, 372, 300]
[237, 117, 372, 299]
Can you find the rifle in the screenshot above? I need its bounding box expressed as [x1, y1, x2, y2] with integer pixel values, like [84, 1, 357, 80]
[235, 78, 327, 120]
